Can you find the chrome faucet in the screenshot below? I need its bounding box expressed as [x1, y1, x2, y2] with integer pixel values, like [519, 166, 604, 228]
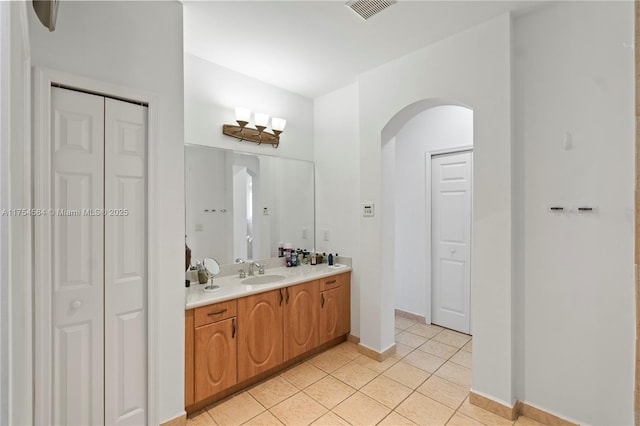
[249, 261, 266, 276]
[236, 258, 246, 278]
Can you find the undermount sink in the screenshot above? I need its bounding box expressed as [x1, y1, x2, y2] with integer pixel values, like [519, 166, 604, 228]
[241, 274, 287, 285]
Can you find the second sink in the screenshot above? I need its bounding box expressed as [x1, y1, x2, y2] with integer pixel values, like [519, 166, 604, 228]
[241, 274, 287, 285]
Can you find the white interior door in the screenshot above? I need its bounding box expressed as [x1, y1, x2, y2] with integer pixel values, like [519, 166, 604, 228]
[50, 87, 105, 424]
[43, 87, 147, 425]
[431, 151, 472, 334]
[104, 98, 148, 425]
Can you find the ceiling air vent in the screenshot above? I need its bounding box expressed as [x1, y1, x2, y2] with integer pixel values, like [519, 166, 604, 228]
[346, 0, 397, 21]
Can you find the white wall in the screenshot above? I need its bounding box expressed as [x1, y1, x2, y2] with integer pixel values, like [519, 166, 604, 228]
[314, 83, 361, 337]
[513, 2, 634, 424]
[393, 106, 473, 319]
[185, 54, 314, 162]
[28, 2, 185, 423]
[356, 14, 514, 403]
[2, 2, 31, 425]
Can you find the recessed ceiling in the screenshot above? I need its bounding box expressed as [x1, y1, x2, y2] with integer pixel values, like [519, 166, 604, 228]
[183, 1, 541, 99]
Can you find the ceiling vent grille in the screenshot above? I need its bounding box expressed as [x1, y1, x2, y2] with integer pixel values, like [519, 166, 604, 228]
[346, 0, 397, 20]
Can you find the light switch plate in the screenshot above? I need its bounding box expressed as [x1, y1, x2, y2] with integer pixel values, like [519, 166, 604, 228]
[363, 202, 374, 217]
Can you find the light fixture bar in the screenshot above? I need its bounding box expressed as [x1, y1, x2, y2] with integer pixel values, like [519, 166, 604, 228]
[223, 108, 285, 148]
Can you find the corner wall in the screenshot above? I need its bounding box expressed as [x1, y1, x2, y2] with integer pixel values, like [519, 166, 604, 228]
[314, 83, 361, 337]
[28, 2, 185, 422]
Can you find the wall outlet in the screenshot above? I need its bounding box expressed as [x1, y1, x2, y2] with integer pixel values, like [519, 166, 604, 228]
[363, 202, 374, 217]
[263, 207, 269, 215]
[302, 227, 308, 239]
[195, 223, 203, 232]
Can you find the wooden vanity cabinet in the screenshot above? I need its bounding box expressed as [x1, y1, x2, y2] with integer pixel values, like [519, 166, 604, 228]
[237, 289, 284, 382]
[185, 271, 351, 412]
[283, 280, 319, 361]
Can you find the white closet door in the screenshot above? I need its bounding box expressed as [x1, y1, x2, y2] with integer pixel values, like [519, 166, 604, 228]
[104, 98, 148, 425]
[50, 87, 105, 425]
[431, 151, 472, 334]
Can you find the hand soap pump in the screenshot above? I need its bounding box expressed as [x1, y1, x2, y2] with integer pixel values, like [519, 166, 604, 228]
[328, 253, 334, 266]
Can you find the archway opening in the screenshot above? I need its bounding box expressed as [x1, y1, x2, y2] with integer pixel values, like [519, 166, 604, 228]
[381, 99, 473, 334]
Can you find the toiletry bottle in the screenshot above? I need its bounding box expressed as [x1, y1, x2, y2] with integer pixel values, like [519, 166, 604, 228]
[286, 251, 292, 267]
[328, 253, 334, 266]
[291, 250, 297, 267]
[197, 261, 208, 284]
[278, 242, 284, 258]
[323, 252, 327, 264]
[311, 250, 317, 265]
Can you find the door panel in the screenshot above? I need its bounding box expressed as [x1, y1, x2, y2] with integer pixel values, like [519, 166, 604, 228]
[284, 282, 318, 360]
[238, 290, 283, 382]
[104, 98, 148, 426]
[431, 151, 472, 334]
[51, 87, 105, 425]
[319, 287, 340, 344]
[195, 318, 237, 400]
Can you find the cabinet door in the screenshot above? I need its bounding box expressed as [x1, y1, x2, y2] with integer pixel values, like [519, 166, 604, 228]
[238, 289, 283, 382]
[194, 318, 237, 401]
[284, 282, 319, 361]
[338, 281, 351, 337]
[319, 287, 341, 345]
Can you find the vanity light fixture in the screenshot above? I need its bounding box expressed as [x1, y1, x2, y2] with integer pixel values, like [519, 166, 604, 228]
[222, 107, 287, 148]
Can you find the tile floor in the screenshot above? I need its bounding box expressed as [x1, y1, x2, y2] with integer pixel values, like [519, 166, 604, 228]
[187, 315, 544, 426]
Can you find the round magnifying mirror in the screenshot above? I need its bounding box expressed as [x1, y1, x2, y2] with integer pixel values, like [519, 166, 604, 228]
[202, 257, 221, 292]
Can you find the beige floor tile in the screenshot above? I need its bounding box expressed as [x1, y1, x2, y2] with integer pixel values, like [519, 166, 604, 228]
[378, 411, 418, 426]
[434, 362, 472, 388]
[310, 350, 353, 373]
[395, 327, 403, 335]
[310, 411, 351, 426]
[304, 375, 356, 409]
[281, 362, 327, 390]
[395, 331, 427, 348]
[248, 376, 299, 408]
[449, 350, 472, 369]
[405, 323, 443, 339]
[461, 340, 472, 353]
[395, 393, 454, 426]
[242, 411, 284, 426]
[403, 350, 447, 373]
[360, 375, 412, 409]
[418, 340, 458, 360]
[332, 392, 391, 426]
[395, 316, 417, 330]
[270, 392, 328, 426]
[514, 415, 547, 426]
[352, 353, 398, 373]
[416, 375, 468, 409]
[457, 398, 513, 426]
[390, 343, 414, 360]
[433, 330, 471, 349]
[331, 361, 379, 389]
[446, 412, 483, 425]
[382, 361, 430, 389]
[328, 341, 361, 360]
[187, 410, 217, 426]
[207, 392, 265, 426]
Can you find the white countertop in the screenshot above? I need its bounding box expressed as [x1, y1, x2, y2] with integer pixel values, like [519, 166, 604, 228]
[185, 263, 352, 310]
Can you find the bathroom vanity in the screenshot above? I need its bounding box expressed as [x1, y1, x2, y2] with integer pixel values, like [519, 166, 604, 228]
[184, 265, 351, 413]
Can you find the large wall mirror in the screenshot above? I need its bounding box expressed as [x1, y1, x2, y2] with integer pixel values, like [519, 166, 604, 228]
[185, 144, 315, 265]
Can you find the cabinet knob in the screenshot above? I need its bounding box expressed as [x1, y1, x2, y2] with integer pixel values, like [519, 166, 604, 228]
[70, 299, 82, 310]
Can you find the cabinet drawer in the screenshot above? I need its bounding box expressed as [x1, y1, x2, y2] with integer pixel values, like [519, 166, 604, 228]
[320, 273, 346, 290]
[195, 300, 237, 327]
